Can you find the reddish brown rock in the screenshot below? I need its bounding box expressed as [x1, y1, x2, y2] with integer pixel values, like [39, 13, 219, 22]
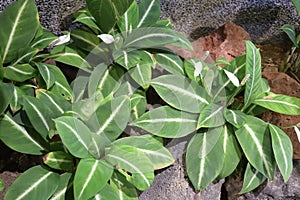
[262, 70, 300, 159]
[173, 22, 250, 63]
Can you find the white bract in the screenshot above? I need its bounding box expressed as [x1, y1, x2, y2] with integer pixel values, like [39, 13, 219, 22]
[97, 34, 115, 44]
[51, 32, 71, 46]
[194, 61, 203, 78]
[294, 125, 300, 143]
[224, 69, 240, 87]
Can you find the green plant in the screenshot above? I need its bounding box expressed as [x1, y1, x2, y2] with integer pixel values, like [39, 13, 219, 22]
[280, 0, 300, 79]
[1, 0, 300, 199]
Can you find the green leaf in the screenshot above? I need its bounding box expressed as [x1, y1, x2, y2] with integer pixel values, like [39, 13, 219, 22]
[117, 1, 139, 33]
[197, 103, 225, 128]
[110, 172, 138, 200]
[240, 163, 266, 194]
[292, 0, 300, 14]
[132, 106, 198, 138]
[24, 96, 55, 140]
[280, 24, 298, 47]
[269, 124, 293, 182]
[218, 125, 242, 178]
[44, 151, 74, 171]
[243, 41, 263, 109]
[112, 135, 174, 169]
[86, 0, 133, 32]
[45, 64, 73, 101]
[93, 184, 121, 200]
[37, 91, 70, 115]
[30, 28, 58, 49]
[0, 114, 46, 154]
[50, 173, 73, 200]
[105, 145, 154, 191]
[186, 127, 225, 190]
[4, 64, 35, 82]
[0, 0, 39, 63]
[254, 92, 300, 115]
[114, 50, 153, 70]
[155, 53, 184, 75]
[129, 92, 147, 120]
[54, 116, 93, 158]
[224, 109, 247, 128]
[0, 82, 14, 114]
[129, 63, 152, 89]
[74, 158, 113, 200]
[88, 64, 125, 98]
[49, 47, 92, 73]
[87, 95, 130, 141]
[5, 165, 60, 200]
[235, 116, 275, 179]
[151, 75, 210, 113]
[123, 27, 193, 50]
[0, 178, 4, 192]
[36, 63, 57, 89]
[11, 47, 39, 65]
[73, 11, 100, 30]
[136, 0, 160, 28]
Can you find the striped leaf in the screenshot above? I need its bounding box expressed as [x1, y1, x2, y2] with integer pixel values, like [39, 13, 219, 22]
[197, 103, 225, 128]
[110, 172, 138, 200]
[292, 0, 300, 14]
[218, 125, 242, 178]
[50, 173, 72, 200]
[186, 127, 225, 190]
[0, 82, 14, 114]
[117, 1, 139, 33]
[54, 116, 93, 158]
[0, 0, 39, 63]
[240, 163, 266, 194]
[87, 0, 133, 32]
[280, 24, 298, 47]
[152, 19, 173, 29]
[235, 116, 276, 179]
[87, 95, 130, 141]
[224, 109, 247, 128]
[4, 64, 35, 82]
[88, 64, 125, 98]
[5, 166, 59, 200]
[0, 114, 45, 154]
[11, 48, 39, 65]
[132, 106, 198, 138]
[105, 145, 154, 191]
[93, 184, 121, 200]
[30, 28, 58, 50]
[269, 124, 293, 182]
[151, 75, 211, 113]
[112, 135, 174, 169]
[123, 27, 193, 50]
[129, 63, 151, 89]
[24, 96, 55, 139]
[45, 64, 73, 101]
[10, 86, 25, 112]
[136, 0, 160, 28]
[36, 63, 57, 90]
[114, 50, 153, 70]
[74, 158, 113, 200]
[155, 53, 184, 75]
[243, 41, 264, 109]
[254, 92, 300, 115]
[44, 151, 74, 171]
[71, 29, 107, 55]
[129, 92, 147, 121]
[73, 11, 100, 30]
[49, 47, 92, 73]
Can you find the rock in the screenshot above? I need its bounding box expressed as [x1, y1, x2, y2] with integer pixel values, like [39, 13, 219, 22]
[174, 22, 250, 62]
[224, 161, 300, 200]
[160, 0, 300, 44]
[262, 70, 300, 159]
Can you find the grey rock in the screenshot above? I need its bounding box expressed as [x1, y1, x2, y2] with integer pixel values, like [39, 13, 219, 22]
[159, 0, 300, 43]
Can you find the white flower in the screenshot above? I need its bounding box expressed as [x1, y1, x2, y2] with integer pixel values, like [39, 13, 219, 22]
[194, 61, 203, 78]
[97, 34, 115, 44]
[51, 32, 70, 46]
[224, 69, 240, 87]
[294, 125, 300, 143]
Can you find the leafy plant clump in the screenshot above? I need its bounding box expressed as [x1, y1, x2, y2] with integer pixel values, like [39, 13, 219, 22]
[0, 0, 300, 199]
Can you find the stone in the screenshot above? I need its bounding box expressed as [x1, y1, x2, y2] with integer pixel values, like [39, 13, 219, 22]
[224, 161, 300, 200]
[262, 70, 300, 159]
[160, 0, 300, 44]
[174, 22, 250, 62]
